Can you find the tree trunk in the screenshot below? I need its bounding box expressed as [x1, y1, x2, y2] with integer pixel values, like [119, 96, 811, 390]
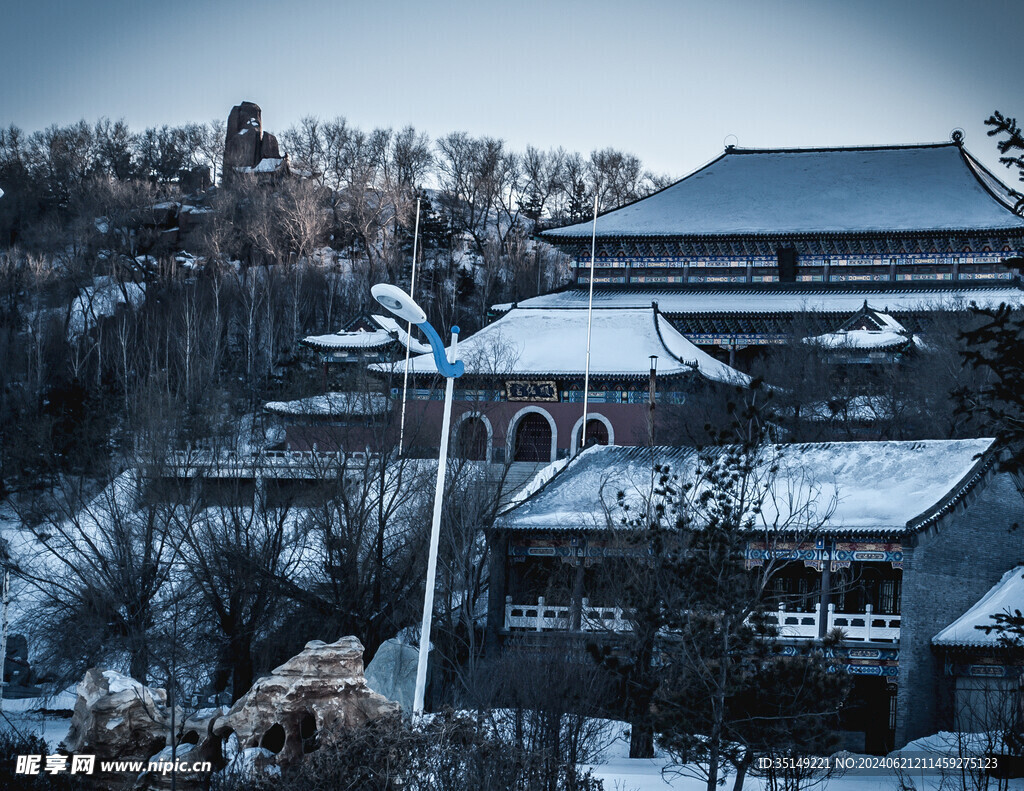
[629, 719, 654, 759]
[733, 750, 752, 791]
[129, 642, 149, 685]
[230, 635, 254, 701]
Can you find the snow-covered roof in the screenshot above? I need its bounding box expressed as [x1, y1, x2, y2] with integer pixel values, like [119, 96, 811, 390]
[369, 307, 749, 384]
[302, 329, 396, 351]
[804, 329, 912, 350]
[861, 311, 905, 331]
[540, 144, 1024, 240]
[804, 303, 918, 350]
[496, 284, 1024, 315]
[302, 318, 432, 355]
[933, 567, 1024, 648]
[501, 439, 996, 535]
[264, 392, 389, 417]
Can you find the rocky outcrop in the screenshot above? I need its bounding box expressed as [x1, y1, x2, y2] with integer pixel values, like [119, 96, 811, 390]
[224, 101, 288, 181]
[224, 101, 263, 172]
[61, 669, 181, 787]
[212, 636, 399, 764]
[260, 131, 281, 160]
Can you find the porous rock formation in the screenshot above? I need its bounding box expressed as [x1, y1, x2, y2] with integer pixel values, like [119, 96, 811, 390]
[61, 668, 182, 786]
[61, 636, 397, 787]
[212, 635, 399, 764]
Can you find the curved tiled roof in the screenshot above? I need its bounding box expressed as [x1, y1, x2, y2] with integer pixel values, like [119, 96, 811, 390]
[495, 283, 1024, 315]
[933, 566, 1024, 648]
[500, 439, 996, 536]
[368, 306, 749, 384]
[302, 329, 395, 351]
[540, 144, 1024, 240]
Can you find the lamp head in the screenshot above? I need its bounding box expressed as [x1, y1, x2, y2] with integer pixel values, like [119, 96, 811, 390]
[371, 283, 427, 324]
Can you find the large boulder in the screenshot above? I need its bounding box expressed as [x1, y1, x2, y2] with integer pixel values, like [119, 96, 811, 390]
[364, 638, 419, 714]
[212, 636, 399, 764]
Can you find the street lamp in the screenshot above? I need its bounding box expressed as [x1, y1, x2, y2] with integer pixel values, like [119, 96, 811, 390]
[371, 283, 464, 715]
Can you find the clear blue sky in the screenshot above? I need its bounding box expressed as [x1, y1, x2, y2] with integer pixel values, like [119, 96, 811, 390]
[2, 0, 1022, 182]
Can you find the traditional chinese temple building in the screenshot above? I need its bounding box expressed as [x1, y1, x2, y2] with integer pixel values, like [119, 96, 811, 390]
[301, 315, 428, 368]
[802, 302, 921, 367]
[264, 392, 390, 452]
[529, 139, 1024, 366]
[369, 305, 748, 462]
[487, 438, 1021, 752]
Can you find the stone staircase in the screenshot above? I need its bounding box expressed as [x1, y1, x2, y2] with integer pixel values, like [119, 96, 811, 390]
[498, 462, 550, 505]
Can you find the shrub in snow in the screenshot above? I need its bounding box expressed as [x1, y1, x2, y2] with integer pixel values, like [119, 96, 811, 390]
[257, 710, 604, 791]
[0, 730, 90, 789]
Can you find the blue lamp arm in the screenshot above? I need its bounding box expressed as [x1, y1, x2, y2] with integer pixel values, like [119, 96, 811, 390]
[416, 321, 465, 378]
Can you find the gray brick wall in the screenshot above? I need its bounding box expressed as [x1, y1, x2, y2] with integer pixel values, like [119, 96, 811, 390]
[896, 471, 1024, 745]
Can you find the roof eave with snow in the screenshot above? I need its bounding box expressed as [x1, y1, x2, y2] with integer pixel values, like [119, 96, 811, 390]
[933, 566, 1024, 649]
[499, 439, 998, 537]
[539, 143, 1024, 241]
[368, 306, 750, 386]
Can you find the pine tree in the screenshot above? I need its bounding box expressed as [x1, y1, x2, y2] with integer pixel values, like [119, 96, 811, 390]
[985, 111, 1024, 215]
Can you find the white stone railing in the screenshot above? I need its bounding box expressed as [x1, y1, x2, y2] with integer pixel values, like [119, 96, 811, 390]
[763, 602, 900, 642]
[504, 597, 633, 632]
[161, 449, 377, 474]
[505, 597, 900, 642]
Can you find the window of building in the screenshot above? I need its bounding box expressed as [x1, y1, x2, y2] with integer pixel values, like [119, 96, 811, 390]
[456, 416, 489, 461]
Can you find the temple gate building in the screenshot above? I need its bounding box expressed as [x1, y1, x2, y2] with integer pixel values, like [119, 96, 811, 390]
[368, 304, 748, 464]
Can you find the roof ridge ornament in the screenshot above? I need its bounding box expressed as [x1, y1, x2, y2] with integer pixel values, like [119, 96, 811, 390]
[951, 128, 965, 146]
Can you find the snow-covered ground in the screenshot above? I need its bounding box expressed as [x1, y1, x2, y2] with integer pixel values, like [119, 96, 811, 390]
[586, 728, 1024, 790]
[0, 689, 75, 750]
[2, 694, 1024, 791]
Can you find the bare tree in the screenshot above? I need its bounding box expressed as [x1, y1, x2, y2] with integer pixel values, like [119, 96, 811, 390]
[13, 463, 187, 685]
[174, 452, 306, 701]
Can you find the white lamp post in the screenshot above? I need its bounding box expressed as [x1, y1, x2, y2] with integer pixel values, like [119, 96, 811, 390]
[371, 283, 464, 715]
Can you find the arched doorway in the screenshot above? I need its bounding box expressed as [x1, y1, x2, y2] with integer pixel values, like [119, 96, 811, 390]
[513, 413, 553, 462]
[576, 418, 610, 450]
[456, 416, 489, 461]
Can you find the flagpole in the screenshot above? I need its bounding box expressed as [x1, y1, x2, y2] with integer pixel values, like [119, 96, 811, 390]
[398, 197, 421, 455]
[580, 192, 599, 455]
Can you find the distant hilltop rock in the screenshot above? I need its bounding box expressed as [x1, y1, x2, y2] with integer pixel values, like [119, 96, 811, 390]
[224, 101, 289, 181]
